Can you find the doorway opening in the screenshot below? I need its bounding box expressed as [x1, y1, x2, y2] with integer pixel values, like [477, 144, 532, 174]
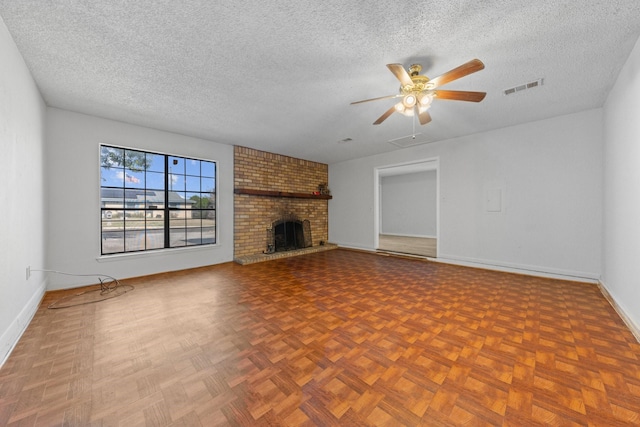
[375, 159, 439, 258]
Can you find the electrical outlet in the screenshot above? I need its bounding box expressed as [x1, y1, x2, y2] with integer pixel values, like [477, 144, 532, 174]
[26, 266, 30, 280]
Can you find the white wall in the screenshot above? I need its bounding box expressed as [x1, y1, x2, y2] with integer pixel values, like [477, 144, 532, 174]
[330, 109, 603, 280]
[45, 108, 234, 290]
[380, 170, 437, 237]
[602, 36, 640, 330]
[0, 17, 47, 364]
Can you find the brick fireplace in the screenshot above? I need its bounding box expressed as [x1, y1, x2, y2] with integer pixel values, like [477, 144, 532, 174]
[234, 146, 331, 262]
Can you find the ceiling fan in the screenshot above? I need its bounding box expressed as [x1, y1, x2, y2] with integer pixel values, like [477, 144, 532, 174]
[351, 59, 486, 125]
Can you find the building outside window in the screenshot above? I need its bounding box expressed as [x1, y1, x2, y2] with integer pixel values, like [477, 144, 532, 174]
[100, 145, 216, 255]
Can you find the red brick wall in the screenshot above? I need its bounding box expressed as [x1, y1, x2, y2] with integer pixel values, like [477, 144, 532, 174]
[234, 146, 329, 258]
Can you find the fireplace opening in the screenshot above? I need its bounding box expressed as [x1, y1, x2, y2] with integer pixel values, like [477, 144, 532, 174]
[275, 221, 304, 252]
[266, 217, 312, 253]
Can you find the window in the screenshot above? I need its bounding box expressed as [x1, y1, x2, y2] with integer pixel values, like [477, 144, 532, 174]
[100, 145, 216, 255]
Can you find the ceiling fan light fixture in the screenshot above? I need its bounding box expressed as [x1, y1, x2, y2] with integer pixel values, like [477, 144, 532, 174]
[398, 106, 414, 117]
[419, 93, 433, 108]
[402, 94, 417, 108]
[394, 102, 414, 117]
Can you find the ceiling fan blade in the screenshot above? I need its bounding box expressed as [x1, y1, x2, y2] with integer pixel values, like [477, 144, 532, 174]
[428, 59, 485, 88]
[433, 90, 486, 102]
[373, 104, 398, 125]
[417, 108, 432, 125]
[350, 94, 400, 105]
[387, 63, 413, 87]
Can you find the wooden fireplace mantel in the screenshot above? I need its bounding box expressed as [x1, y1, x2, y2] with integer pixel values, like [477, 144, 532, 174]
[234, 188, 332, 200]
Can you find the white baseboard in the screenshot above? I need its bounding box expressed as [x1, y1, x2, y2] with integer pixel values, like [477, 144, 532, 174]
[0, 280, 47, 367]
[434, 254, 599, 283]
[598, 280, 640, 343]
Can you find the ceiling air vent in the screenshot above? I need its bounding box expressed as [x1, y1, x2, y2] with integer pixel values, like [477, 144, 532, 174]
[503, 78, 543, 96]
[388, 133, 428, 148]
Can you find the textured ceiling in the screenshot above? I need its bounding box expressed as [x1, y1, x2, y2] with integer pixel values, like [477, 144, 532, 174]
[1, 1, 639, 164]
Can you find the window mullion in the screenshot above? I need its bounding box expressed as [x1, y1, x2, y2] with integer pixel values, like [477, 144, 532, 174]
[164, 155, 170, 248]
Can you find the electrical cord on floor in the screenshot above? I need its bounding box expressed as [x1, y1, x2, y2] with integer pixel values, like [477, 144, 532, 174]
[31, 269, 134, 309]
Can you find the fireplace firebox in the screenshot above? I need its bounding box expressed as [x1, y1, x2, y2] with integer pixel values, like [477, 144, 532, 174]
[265, 215, 312, 253]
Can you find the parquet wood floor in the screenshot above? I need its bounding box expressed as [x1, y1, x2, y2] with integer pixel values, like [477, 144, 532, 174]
[2, 249, 640, 426]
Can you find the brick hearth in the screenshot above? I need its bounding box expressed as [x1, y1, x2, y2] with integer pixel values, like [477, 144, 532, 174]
[234, 243, 338, 265]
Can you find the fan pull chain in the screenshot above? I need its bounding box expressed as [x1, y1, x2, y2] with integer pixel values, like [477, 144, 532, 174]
[412, 109, 416, 138]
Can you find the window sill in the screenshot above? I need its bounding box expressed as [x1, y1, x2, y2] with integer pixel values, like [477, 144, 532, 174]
[96, 243, 219, 262]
